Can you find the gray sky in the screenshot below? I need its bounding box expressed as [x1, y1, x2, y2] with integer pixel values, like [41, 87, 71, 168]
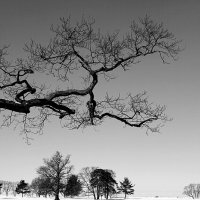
[0, 0, 200, 197]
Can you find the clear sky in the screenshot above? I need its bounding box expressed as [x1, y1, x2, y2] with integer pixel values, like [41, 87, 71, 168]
[0, 0, 200, 197]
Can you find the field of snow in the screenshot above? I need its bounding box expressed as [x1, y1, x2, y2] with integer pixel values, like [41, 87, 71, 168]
[0, 196, 193, 200]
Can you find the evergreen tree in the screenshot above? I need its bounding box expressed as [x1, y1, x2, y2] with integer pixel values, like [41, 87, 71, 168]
[31, 177, 53, 197]
[118, 177, 135, 199]
[15, 180, 30, 197]
[63, 175, 82, 197]
[0, 183, 2, 194]
[90, 169, 117, 199]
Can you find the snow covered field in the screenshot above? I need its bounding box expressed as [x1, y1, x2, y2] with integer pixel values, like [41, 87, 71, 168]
[0, 196, 192, 200]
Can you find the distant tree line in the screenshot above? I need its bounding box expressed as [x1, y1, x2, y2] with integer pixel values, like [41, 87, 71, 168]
[1, 151, 135, 200]
[31, 151, 135, 200]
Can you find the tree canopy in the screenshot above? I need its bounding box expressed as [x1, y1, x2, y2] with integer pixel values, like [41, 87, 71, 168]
[0, 16, 181, 138]
[31, 177, 53, 197]
[15, 180, 30, 197]
[63, 174, 82, 197]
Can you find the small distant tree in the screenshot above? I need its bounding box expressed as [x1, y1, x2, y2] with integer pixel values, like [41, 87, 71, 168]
[63, 174, 82, 197]
[31, 177, 53, 197]
[37, 151, 73, 200]
[30, 178, 40, 197]
[118, 177, 135, 199]
[2, 181, 13, 196]
[0, 181, 18, 196]
[0, 183, 2, 194]
[10, 182, 18, 196]
[183, 184, 200, 199]
[15, 180, 30, 197]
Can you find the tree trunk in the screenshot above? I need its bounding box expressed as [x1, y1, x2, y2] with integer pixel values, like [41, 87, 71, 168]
[55, 179, 60, 200]
[55, 193, 59, 200]
[105, 187, 108, 199]
[97, 186, 100, 199]
[93, 188, 96, 199]
[106, 186, 109, 199]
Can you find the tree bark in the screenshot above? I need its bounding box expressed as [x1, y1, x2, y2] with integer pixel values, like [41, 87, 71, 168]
[93, 190, 96, 200]
[55, 193, 59, 200]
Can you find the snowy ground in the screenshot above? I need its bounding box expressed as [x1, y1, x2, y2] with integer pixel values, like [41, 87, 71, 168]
[0, 196, 193, 200]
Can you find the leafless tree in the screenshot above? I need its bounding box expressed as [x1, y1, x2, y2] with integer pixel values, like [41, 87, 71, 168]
[183, 184, 200, 199]
[2, 181, 13, 196]
[37, 151, 73, 200]
[79, 167, 97, 197]
[11, 182, 18, 196]
[0, 16, 181, 139]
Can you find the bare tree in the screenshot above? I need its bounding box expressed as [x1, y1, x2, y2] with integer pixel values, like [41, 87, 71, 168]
[183, 184, 200, 199]
[0, 16, 181, 138]
[79, 167, 97, 197]
[37, 151, 73, 200]
[2, 181, 13, 196]
[0, 181, 18, 196]
[10, 182, 18, 196]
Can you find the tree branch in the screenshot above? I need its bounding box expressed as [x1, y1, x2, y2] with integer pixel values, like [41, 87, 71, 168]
[0, 16, 181, 136]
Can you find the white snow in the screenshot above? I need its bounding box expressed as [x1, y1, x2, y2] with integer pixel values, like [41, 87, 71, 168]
[0, 196, 193, 200]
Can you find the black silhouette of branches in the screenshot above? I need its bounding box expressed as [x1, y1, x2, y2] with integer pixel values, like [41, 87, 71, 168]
[0, 16, 181, 137]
